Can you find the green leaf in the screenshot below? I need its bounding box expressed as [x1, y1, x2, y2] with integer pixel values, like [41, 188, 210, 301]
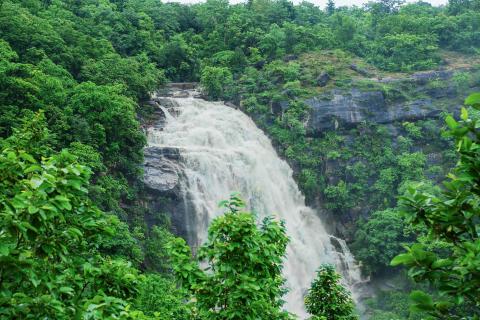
[410, 290, 434, 311]
[460, 107, 468, 121]
[0, 243, 14, 256]
[465, 93, 480, 108]
[435, 300, 453, 311]
[445, 115, 458, 129]
[28, 206, 39, 214]
[59, 286, 74, 295]
[432, 258, 452, 269]
[24, 165, 41, 174]
[391, 253, 414, 266]
[54, 195, 72, 210]
[19, 152, 35, 163]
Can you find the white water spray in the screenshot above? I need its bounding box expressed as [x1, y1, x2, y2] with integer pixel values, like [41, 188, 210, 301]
[146, 92, 363, 318]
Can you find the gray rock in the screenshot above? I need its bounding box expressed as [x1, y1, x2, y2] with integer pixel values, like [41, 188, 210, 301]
[305, 90, 384, 132]
[377, 99, 440, 124]
[143, 147, 182, 193]
[143, 146, 192, 240]
[167, 82, 198, 90]
[350, 64, 372, 77]
[282, 89, 296, 99]
[225, 102, 238, 109]
[422, 85, 457, 99]
[304, 89, 441, 134]
[411, 70, 453, 85]
[271, 100, 289, 116]
[172, 90, 190, 98]
[316, 72, 331, 87]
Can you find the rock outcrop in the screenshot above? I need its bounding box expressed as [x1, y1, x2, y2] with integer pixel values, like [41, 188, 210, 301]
[302, 69, 472, 135]
[304, 90, 442, 134]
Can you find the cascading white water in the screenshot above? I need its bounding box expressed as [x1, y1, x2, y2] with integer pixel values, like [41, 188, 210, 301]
[147, 92, 363, 318]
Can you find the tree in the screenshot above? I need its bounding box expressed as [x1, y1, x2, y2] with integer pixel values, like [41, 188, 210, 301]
[259, 23, 286, 59]
[366, 0, 405, 15]
[392, 93, 480, 317]
[168, 194, 292, 319]
[158, 34, 197, 81]
[304, 264, 358, 320]
[200, 66, 233, 100]
[332, 14, 356, 46]
[134, 274, 191, 319]
[326, 0, 335, 16]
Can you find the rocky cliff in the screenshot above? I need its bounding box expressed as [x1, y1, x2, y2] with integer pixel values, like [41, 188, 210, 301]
[142, 68, 478, 241]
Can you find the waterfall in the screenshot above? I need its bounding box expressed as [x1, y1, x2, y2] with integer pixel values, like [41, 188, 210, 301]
[146, 92, 363, 318]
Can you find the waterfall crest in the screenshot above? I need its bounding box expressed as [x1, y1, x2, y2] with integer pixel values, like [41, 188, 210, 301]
[146, 92, 363, 318]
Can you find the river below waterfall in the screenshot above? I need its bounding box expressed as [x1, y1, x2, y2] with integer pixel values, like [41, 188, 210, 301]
[146, 91, 363, 318]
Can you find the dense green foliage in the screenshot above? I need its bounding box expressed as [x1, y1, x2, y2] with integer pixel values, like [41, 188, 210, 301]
[392, 93, 480, 317]
[0, 0, 185, 318]
[168, 194, 292, 319]
[0, 5, 154, 223]
[304, 264, 358, 320]
[0, 116, 185, 319]
[200, 66, 233, 100]
[352, 208, 414, 275]
[365, 287, 427, 320]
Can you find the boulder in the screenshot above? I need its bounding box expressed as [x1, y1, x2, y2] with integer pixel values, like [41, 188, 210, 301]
[316, 72, 331, 87]
[143, 146, 182, 194]
[143, 146, 192, 240]
[225, 102, 238, 109]
[172, 90, 190, 98]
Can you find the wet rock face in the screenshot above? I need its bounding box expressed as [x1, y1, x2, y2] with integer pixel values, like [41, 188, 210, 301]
[305, 89, 441, 134]
[143, 145, 191, 238]
[144, 146, 181, 194]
